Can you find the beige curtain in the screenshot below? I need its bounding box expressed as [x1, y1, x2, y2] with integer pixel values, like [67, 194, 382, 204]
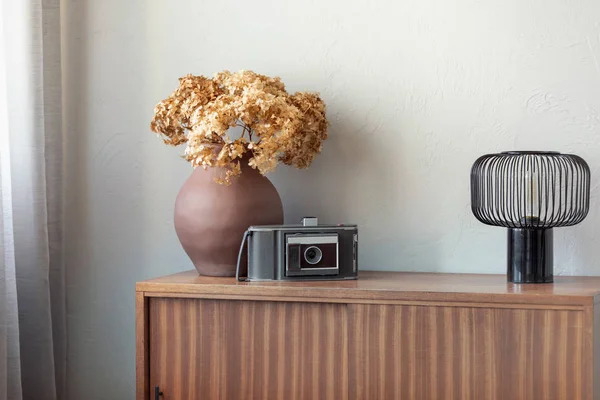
[0, 0, 66, 399]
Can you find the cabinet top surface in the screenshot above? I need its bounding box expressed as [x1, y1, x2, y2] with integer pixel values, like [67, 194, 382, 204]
[136, 270, 600, 306]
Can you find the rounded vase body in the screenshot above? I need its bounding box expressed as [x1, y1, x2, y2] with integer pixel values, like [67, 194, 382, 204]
[174, 161, 283, 276]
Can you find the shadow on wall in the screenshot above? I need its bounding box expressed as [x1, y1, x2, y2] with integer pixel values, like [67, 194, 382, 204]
[272, 108, 443, 272]
[64, 0, 151, 397]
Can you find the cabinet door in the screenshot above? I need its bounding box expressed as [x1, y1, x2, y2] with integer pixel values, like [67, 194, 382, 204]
[349, 304, 585, 400]
[149, 298, 348, 400]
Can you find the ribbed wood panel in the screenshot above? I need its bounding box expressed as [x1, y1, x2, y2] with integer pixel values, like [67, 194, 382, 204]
[137, 271, 600, 400]
[349, 304, 584, 400]
[149, 298, 348, 400]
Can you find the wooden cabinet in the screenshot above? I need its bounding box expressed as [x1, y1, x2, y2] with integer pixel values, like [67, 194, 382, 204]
[148, 299, 347, 399]
[137, 271, 600, 400]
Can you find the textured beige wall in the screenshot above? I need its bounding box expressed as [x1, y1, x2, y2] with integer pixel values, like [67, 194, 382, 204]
[62, 0, 600, 397]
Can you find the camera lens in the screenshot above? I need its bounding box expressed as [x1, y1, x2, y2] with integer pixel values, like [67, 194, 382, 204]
[304, 246, 323, 265]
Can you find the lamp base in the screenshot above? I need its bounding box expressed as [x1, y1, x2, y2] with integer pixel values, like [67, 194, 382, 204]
[507, 228, 553, 283]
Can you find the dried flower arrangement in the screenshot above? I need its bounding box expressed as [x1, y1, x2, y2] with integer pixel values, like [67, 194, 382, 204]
[150, 70, 328, 184]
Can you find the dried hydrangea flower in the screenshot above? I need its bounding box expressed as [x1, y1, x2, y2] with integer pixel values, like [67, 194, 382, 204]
[150, 70, 328, 184]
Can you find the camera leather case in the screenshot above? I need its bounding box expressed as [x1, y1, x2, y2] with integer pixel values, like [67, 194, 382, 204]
[236, 217, 358, 281]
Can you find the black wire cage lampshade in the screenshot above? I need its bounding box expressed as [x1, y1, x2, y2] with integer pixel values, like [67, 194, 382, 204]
[470, 151, 590, 283]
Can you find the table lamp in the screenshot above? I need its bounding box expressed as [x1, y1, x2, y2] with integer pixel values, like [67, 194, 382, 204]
[470, 151, 590, 283]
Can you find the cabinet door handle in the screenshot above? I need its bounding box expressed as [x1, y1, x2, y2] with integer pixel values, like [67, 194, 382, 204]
[154, 386, 163, 400]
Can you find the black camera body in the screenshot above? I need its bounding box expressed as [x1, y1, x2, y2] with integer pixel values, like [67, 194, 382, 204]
[236, 217, 358, 281]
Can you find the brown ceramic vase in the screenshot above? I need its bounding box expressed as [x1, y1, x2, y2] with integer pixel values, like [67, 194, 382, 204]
[174, 156, 283, 276]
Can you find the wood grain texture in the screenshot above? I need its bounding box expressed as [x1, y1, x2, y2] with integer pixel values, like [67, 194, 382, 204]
[136, 270, 600, 306]
[592, 305, 600, 399]
[137, 272, 600, 399]
[136, 292, 149, 400]
[149, 298, 348, 400]
[142, 291, 585, 311]
[349, 304, 585, 400]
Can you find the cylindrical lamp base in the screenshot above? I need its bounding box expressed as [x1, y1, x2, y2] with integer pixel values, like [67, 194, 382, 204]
[507, 228, 553, 283]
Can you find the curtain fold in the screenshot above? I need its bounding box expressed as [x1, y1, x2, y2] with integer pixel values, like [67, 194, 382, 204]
[0, 0, 65, 399]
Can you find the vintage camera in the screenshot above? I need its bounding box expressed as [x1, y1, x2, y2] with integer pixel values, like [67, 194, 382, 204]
[236, 217, 358, 281]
